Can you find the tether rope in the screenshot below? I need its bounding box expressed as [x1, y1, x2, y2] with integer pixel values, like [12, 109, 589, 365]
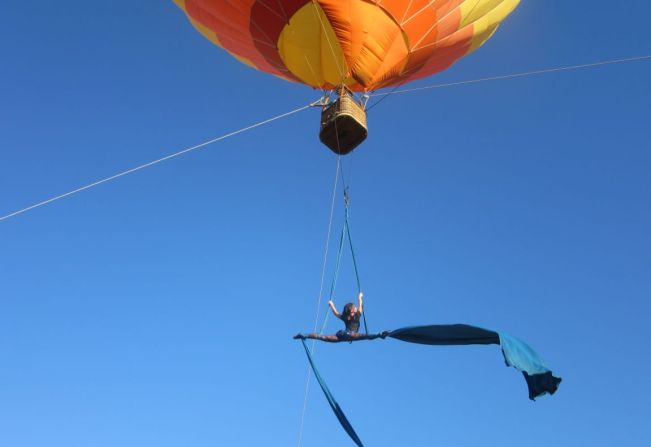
[0, 104, 311, 222]
[366, 54, 651, 108]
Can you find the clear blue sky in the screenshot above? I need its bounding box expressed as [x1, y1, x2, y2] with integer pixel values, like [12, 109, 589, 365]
[2, 2, 650, 446]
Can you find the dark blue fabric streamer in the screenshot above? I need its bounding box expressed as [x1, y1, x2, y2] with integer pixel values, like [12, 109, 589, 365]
[386, 325, 561, 400]
[300, 340, 364, 447]
[388, 324, 500, 345]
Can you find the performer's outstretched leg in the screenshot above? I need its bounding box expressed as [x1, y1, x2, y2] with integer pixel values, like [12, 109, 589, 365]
[348, 331, 390, 341]
[293, 333, 341, 343]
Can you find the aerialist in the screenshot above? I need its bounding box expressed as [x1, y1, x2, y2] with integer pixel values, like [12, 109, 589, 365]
[294, 292, 388, 342]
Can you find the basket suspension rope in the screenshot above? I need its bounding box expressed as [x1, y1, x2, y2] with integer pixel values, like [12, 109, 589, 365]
[319, 159, 369, 334]
[334, 102, 367, 332]
[332, 106, 367, 334]
[319, 122, 344, 334]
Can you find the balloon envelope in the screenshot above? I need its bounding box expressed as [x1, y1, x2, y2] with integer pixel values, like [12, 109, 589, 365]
[174, 0, 521, 92]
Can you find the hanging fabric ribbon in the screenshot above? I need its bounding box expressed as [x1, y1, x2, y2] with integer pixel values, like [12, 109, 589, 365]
[300, 339, 364, 447]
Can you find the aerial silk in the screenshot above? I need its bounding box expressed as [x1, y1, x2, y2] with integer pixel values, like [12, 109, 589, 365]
[300, 339, 364, 447]
[299, 324, 560, 446]
[174, 0, 521, 92]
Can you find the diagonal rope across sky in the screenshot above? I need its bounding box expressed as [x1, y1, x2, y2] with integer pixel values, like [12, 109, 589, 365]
[2, 54, 649, 223]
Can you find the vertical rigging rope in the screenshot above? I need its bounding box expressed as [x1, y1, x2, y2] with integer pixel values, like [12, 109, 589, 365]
[297, 155, 341, 447]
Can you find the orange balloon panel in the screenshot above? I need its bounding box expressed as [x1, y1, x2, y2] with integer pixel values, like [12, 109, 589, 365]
[174, 0, 520, 91]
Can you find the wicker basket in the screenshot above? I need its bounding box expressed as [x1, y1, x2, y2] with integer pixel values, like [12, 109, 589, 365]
[319, 90, 368, 155]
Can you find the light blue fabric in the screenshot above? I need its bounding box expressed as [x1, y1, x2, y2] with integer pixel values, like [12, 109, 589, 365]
[498, 332, 550, 375]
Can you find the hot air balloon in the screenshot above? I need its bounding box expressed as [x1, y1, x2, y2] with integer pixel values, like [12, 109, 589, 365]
[174, 0, 520, 153]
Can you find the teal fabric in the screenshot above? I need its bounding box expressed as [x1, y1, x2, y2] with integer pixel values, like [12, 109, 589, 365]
[344, 207, 367, 334]
[300, 340, 364, 447]
[386, 325, 561, 400]
[326, 200, 368, 334]
[296, 325, 560, 444]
